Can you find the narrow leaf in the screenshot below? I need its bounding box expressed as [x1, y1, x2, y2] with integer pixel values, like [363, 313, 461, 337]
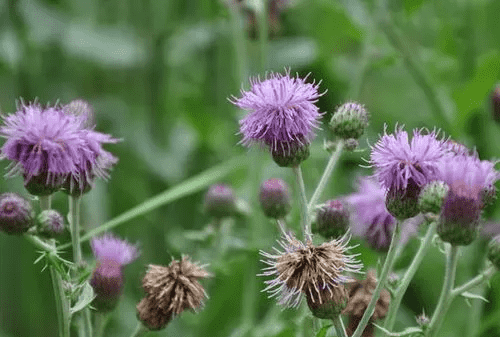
[70, 282, 95, 315]
[315, 324, 333, 337]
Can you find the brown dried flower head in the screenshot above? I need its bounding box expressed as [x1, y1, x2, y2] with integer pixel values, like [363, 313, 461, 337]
[259, 233, 362, 308]
[137, 256, 210, 330]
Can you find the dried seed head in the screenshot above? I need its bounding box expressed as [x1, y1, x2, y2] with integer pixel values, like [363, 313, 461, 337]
[259, 233, 362, 308]
[142, 256, 210, 316]
[136, 296, 172, 331]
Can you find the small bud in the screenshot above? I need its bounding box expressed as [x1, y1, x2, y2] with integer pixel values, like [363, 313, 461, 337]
[418, 181, 449, 214]
[259, 178, 292, 219]
[438, 182, 482, 246]
[313, 200, 349, 238]
[306, 284, 349, 319]
[491, 85, 500, 123]
[487, 235, 500, 269]
[37, 209, 65, 237]
[90, 259, 124, 312]
[270, 140, 310, 167]
[0, 193, 34, 235]
[385, 179, 421, 220]
[329, 102, 369, 139]
[204, 184, 236, 219]
[387, 273, 400, 289]
[416, 312, 430, 330]
[344, 138, 359, 151]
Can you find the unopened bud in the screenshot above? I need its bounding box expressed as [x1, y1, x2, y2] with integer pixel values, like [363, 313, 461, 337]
[386, 179, 421, 220]
[90, 259, 124, 312]
[204, 184, 236, 219]
[313, 200, 349, 238]
[418, 181, 449, 215]
[37, 209, 65, 237]
[416, 312, 430, 331]
[329, 102, 369, 139]
[0, 193, 34, 235]
[259, 178, 291, 219]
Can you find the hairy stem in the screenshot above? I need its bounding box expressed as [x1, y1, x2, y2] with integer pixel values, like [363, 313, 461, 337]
[332, 315, 348, 337]
[307, 140, 344, 214]
[426, 245, 459, 337]
[69, 196, 93, 337]
[293, 165, 310, 240]
[450, 265, 496, 299]
[384, 221, 438, 330]
[351, 221, 400, 337]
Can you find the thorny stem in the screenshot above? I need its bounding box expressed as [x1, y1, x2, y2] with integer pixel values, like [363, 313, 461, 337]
[69, 196, 93, 337]
[351, 221, 400, 337]
[293, 165, 310, 240]
[39, 196, 71, 337]
[307, 140, 344, 217]
[332, 315, 348, 337]
[450, 265, 496, 300]
[384, 221, 438, 330]
[426, 245, 459, 337]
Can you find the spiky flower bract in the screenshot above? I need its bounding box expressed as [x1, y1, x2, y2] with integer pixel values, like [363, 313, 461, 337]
[230, 70, 323, 164]
[90, 234, 139, 311]
[259, 233, 362, 308]
[0, 100, 119, 196]
[370, 126, 447, 218]
[138, 256, 210, 330]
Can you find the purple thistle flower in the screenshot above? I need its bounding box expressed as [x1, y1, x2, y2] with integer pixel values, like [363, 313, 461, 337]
[0, 100, 119, 195]
[370, 127, 446, 191]
[344, 176, 419, 251]
[230, 70, 324, 153]
[90, 234, 139, 311]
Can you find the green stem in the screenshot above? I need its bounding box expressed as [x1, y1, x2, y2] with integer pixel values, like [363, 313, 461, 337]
[293, 165, 310, 240]
[307, 140, 344, 214]
[351, 221, 400, 337]
[384, 221, 438, 330]
[276, 218, 290, 238]
[95, 312, 110, 337]
[39, 196, 70, 337]
[69, 196, 93, 337]
[426, 245, 459, 337]
[332, 315, 348, 337]
[258, 0, 269, 71]
[228, 1, 248, 84]
[129, 323, 148, 337]
[450, 265, 496, 299]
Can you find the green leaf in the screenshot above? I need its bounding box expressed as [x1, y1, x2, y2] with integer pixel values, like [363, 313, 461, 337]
[58, 155, 248, 248]
[373, 323, 424, 336]
[70, 282, 95, 315]
[453, 51, 500, 131]
[315, 324, 332, 337]
[461, 291, 489, 303]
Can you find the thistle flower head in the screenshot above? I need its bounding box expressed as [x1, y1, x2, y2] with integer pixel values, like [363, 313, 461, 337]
[141, 256, 211, 316]
[37, 209, 65, 237]
[0, 100, 119, 195]
[230, 70, 323, 162]
[0, 192, 34, 235]
[259, 233, 362, 308]
[90, 234, 139, 311]
[370, 127, 446, 191]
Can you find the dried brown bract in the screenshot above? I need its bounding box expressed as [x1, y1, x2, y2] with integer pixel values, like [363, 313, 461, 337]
[260, 233, 362, 308]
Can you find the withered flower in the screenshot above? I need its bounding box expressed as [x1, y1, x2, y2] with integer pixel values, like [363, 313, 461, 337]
[137, 256, 210, 330]
[259, 233, 362, 308]
[343, 270, 391, 337]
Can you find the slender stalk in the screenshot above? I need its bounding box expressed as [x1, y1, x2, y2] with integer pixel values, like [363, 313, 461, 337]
[257, 0, 269, 71]
[351, 221, 400, 337]
[69, 196, 93, 337]
[129, 323, 148, 337]
[307, 140, 344, 214]
[39, 196, 70, 337]
[293, 165, 310, 240]
[426, 245, 459, 337]
[95, 313, 110, 337]
[450, 266, 496, 299]
[384, 221, 438, 330]
[276, 218, 290, 238]
[332, 315, 348, 337]
[228, 1, 248, 84]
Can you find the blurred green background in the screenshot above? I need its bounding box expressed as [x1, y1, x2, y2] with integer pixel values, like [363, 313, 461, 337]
[1, 0, 500, 336]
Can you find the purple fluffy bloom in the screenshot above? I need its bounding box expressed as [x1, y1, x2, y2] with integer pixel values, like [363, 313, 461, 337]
[91, 234, 139, 266]
[230, 70, 324, 151]
[0, 100, 119, 194]
[370, 127, 447, 191]
[344, 176, 419, 251]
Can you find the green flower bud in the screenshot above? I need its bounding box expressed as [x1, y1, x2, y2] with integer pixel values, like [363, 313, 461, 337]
[313, 200, 349, 238]
[329, 102, 369, 139]
[37, 209, 65, 237]
[204, 184, 236, 219]
[271, 140, 310, 167]
[259, 178, 291, 219]
[418, 181, 449, 214]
